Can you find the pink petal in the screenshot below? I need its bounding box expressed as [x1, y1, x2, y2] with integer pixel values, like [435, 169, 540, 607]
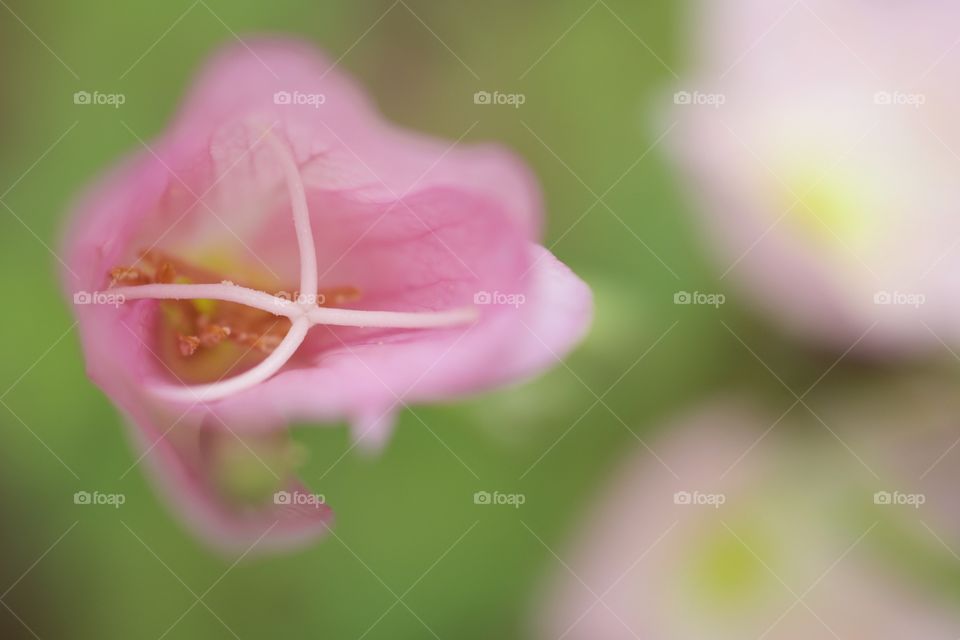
[128, 410, 332, 555]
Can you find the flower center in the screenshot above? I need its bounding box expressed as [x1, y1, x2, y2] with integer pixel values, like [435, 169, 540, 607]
[110, 249, 362, 384]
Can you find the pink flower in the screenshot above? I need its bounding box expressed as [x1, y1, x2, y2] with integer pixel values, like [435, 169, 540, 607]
[534, 400, 960, 639]
[669, 0, 960, 355]
[61, 39, 591, 552]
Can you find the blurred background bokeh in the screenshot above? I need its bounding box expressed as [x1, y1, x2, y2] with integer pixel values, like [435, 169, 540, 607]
[2, 0, 960, 638]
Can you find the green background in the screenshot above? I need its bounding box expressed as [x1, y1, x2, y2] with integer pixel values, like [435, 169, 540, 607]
[0, 1, 933, 638]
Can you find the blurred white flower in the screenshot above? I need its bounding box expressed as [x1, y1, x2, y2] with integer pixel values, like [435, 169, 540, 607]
[533, 400, 960, 639]
[669, 0, 960, 354]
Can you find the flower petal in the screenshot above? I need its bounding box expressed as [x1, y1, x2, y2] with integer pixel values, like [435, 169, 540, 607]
[124, 405, 331, 555]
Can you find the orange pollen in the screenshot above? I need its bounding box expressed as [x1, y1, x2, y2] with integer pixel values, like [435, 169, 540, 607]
[108, 266, 150, 286]
[176, 333, 201, 357]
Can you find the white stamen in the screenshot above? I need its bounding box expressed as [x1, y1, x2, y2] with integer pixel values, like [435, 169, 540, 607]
[104, 135, 477, 404]
[307, 305, 478, 328]
[109, 283, 299, 318]
[267, 134, 318, 298]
